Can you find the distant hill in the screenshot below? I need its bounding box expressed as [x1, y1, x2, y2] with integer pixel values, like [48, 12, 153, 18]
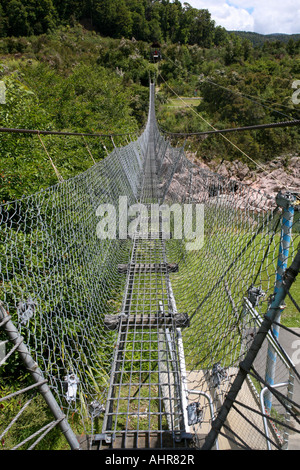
[229, 30, 300, 46]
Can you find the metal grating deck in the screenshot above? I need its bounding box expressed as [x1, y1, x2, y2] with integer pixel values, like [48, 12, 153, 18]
[98, 84, 189, 450]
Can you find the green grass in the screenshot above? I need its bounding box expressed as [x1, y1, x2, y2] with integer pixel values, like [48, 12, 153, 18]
[165, 97, 201, 108]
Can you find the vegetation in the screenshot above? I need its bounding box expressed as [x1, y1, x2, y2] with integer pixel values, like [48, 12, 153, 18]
[156, 38, 300, 165]
[0, 2, 299, 200]
[0, 27, 153, 200]
[0, 0, 228, 47]
[0, 24, 299, 201]
[0, 2, 299, 450]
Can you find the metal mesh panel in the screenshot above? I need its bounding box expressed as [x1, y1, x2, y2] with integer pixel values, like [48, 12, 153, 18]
[163, 148, 300, 450]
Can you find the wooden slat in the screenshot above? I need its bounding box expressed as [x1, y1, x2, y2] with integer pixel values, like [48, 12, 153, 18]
[104, 313, 189, 330]
[118, 263, 178, 274]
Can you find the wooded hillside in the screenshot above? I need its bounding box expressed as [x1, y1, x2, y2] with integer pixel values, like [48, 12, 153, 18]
[0, 0, 229, 47]
[0, 1, 299, 201]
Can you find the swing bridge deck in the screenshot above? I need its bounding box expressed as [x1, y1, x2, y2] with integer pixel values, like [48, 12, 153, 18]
[0, 82, 299, 452]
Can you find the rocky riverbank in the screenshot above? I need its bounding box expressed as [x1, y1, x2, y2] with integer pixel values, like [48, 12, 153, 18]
[188, 153, 300, 199]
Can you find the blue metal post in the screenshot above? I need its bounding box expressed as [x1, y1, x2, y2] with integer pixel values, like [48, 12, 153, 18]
[264, 191, 296, 411]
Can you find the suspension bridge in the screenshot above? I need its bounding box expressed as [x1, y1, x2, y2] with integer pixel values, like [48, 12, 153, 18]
[0, 81, 300, 451]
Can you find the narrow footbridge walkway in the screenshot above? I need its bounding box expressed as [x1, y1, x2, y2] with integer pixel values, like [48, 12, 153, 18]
[98, 83, 190, 449]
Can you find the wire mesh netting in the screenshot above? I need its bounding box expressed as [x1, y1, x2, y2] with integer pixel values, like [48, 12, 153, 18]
[0, 83, 299, 450]
[163, 154, 300, 450]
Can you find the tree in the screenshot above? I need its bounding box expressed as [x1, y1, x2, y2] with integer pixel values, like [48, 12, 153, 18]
[287, 38, 296, 56]
[178, 4, 195, 44]
[92, 0, 133, 38]
[214, 26, 228, 46]
[131, 11, 150, 42]
[51, 0, 86, 23]
[127, 1, 150, 41]
[25, 0, 58, 35]
[156, 0, 181, 43]
[0, 4, 8, 37]
[113, 1, 133, 38]
[2, 0, 57, 37]
[224, 35, 244, 65]
[93, 0, 116, 37]
[189, 9, 215, 47]
[147, 0, 163, 43]
[5, 0, 31, 36]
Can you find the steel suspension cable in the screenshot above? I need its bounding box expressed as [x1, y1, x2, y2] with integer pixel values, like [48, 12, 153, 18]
[162, 119, 300, 136]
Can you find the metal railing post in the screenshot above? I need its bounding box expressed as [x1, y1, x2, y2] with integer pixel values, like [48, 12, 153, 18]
[260, 382, 289, 450]
[0, 303, 81, 450]
[264, 191, 296, 411]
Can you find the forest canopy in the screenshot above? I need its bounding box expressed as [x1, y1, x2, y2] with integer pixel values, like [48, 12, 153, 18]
[0, 0, 229, 47]
[0, 1, 299, 200]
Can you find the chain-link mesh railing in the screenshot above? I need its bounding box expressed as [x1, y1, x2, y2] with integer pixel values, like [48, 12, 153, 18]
[162, 140, 300, 450]
[0, 83, 299, 450]
[0, 126, 150, 448]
